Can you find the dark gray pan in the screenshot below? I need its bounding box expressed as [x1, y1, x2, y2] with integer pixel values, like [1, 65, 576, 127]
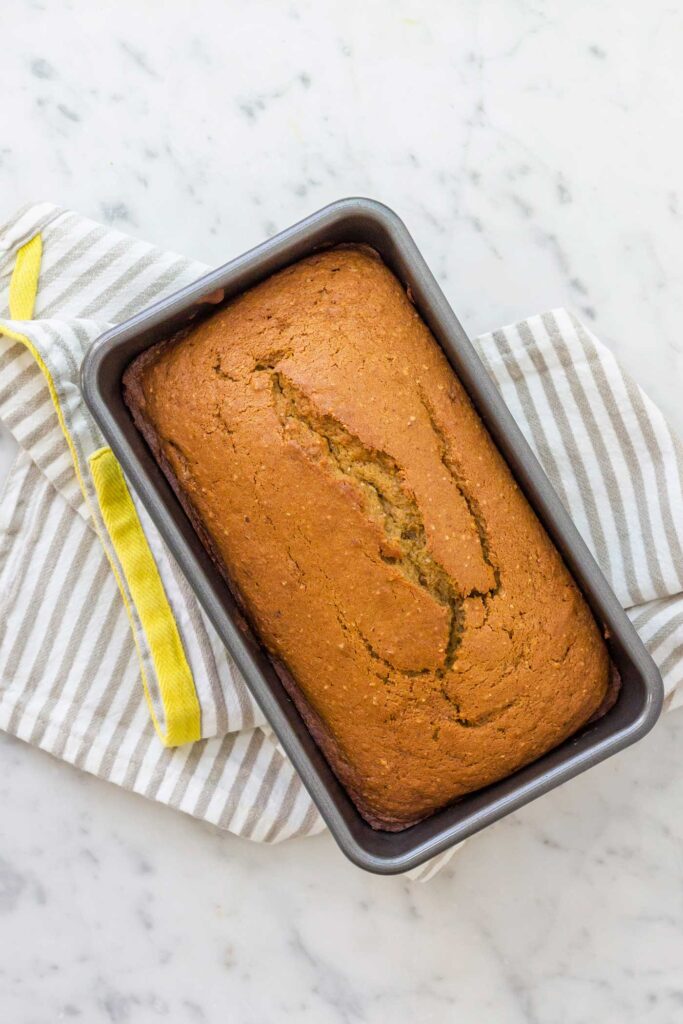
[81, 198, 663, 874]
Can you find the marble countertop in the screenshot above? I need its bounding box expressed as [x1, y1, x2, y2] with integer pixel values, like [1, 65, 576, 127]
[1, 1, 682, 1020]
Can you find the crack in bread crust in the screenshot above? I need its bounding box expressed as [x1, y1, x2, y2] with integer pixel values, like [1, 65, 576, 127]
[418, 388, 501, 592]
[269, 370, 501, 679]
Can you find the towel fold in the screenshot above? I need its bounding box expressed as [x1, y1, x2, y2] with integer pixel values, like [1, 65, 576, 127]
[1, 202, 681, 881]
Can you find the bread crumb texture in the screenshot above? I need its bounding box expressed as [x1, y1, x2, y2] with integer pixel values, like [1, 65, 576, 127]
[124, 246, 610, 829]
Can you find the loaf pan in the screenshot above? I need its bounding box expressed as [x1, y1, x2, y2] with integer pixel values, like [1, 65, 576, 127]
[81, 198, 663, 874]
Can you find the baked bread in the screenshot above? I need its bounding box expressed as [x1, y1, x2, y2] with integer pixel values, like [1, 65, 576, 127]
[123, 245, 611, 830]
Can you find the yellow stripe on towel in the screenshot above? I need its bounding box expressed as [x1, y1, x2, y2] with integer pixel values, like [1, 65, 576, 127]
[3, 235, 92, 503]
[8, 233, 42, 319]
[89, 446, 201, 746]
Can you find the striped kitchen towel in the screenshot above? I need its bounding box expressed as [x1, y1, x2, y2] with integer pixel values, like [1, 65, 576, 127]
[0, 202, 682, 883]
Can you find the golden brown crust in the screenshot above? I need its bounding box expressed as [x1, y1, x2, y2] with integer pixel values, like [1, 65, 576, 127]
[123, 246, 612, 830]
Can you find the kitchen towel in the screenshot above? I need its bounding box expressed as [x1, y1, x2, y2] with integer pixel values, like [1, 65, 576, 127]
[0, 202, 682, 883]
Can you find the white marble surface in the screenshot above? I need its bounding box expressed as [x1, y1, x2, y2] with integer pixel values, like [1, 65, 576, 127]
[1, 1, 682, 1020]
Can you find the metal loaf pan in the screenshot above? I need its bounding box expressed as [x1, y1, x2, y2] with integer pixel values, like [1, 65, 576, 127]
[81, 198, 663, 874]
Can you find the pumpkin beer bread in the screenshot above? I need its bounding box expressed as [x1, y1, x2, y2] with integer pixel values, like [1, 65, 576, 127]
[123, 245, 611, 830]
